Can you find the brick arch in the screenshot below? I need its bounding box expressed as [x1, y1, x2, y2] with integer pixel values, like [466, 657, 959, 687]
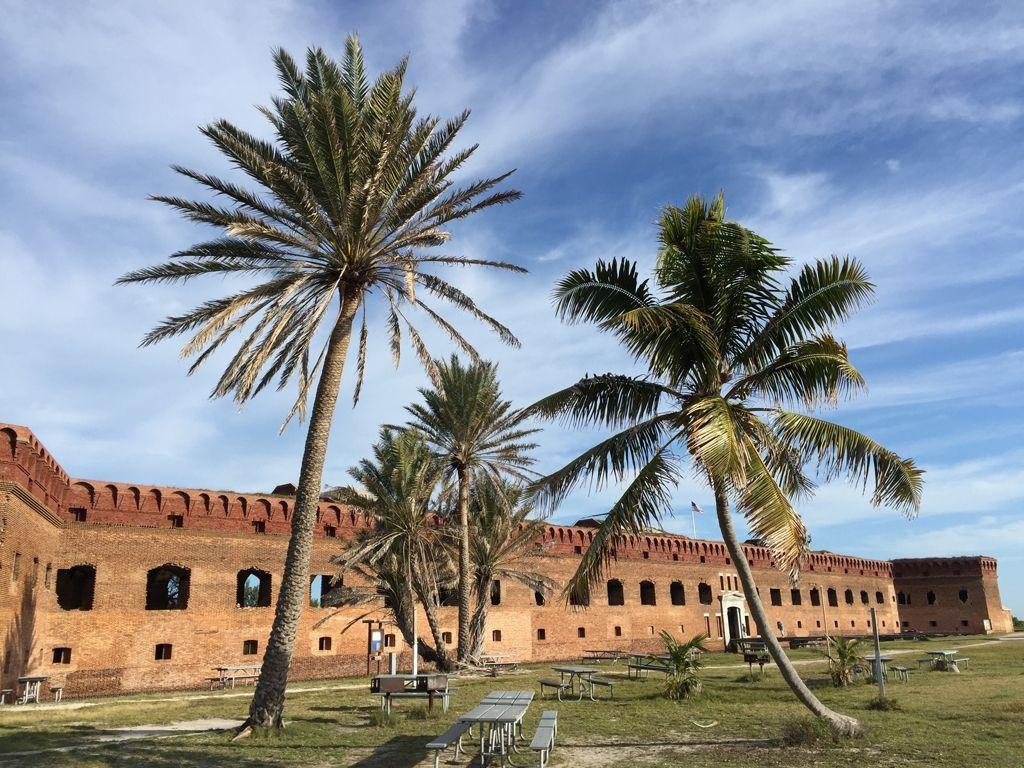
[146, 488, 162, 512]
[278, 500, 289, 520]
[72, 481, 96, 507]
[325, 505, 341, 525]
[125, 486, 141, 510]
[217, 495, 230, 515]
[169, 491, 190, 515]
[103, 484, 119, 509]
[199, 493, 211, 514]
[0, 427, 16, 459]
[252, 499, 271, 520]
[237, 497, 248, 517]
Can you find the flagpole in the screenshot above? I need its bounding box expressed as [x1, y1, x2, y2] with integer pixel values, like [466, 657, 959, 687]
[691, 507, 697, 538]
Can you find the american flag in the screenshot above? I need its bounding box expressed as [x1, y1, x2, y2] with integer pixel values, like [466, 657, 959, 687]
[691, 501, 704, 515]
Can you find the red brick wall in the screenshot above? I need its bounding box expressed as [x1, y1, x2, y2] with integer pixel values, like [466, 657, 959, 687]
[892, 557, 1014, 634]
[0, 422, 1014, 698]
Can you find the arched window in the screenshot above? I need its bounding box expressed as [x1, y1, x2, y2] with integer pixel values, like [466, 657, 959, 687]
[698, 582, 713, 605]
[875, 591, 884, 604]
[236, 569, 272, 608]
[860, 590, 869, 604]
[670, 582, 685, 606]
[534, 590, 546, 606]
[926, 590, 936, 605]
[827, 588, 838, 607]
[146, 565, 190, 610]
[897, 591, 907, 605]
[56, 565, 96, 610]
[606, 579, 624, 606]
[640, 581, 657, 605]
[958, 589, 969, 604]
[844, 589, 854, 605]
[490, 580, 501, 606]
[438, 587, 458, 607]
[810, 588, 821, 607]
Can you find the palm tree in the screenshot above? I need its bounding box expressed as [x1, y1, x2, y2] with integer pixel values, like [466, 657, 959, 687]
[464, 480, 558, 659]
[117, 38, 524, 730]
[659, 632, 709, 701]
[330, 428, 455, 671]
[406, 356, 538, 663]
[824, 636, 866, 688]
[526, 193, 922, 736]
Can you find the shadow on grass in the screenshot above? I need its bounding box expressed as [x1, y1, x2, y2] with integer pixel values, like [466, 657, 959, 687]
[347, 735, 429, 768]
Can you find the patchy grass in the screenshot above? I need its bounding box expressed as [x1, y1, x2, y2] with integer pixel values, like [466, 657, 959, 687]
[0, 635, 1020, 767]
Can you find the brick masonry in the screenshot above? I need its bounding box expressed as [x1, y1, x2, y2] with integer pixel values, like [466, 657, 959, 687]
[0, 423, 1014, 697]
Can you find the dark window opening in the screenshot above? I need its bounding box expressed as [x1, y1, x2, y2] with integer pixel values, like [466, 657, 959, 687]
[490, 580, 501, 606]
[52, 647, 71, 664]
[146, 565, 190, 610]
[642, 551, 649, 559]
[237, 569, 272, 608]
[797, 620, 803, 629]
[243, 639, 258, 655]
[606, 579, 624, 606]
[318, 636, 332, 651]
[672, 553, 679, 561]
[770, 588, 782, 606]
[844, 589, 854, 605]
[614, 625, 622, 637]
[927, 590, 936, 605]
[442, 631, 452, 644]
[697, 582, 713, 605]
[699, 555, 706, 563]
[534, 590, 546, 606]
[929, 620, 938, 628]
[791, 588, 802, 606]
[574, 545, 582, 555]
[537, 628, 546, 641]
[961, 620, 969, 627]
[897, 591, 907, 605]
[875, 591, 884, 604]
[958, 589, 969, 604]
[577, 627, 586, 638]
[310, 574, 333, 607]
[252, 520, 266, 534]
[155, 643, 173, 660]
[168, 514, 184, 528]
[670, 581, 685, 606]
[810, 588, 821, 607]
[640, 581, 657, 605]
[569, 586, 590, 607]
[438, 587, 458, 607]
[70, 508, 87, 522]
[383, 634, 396, 647]
[56, 565, 96, 611]
[324, 525, 337, 538]
[827, 588, 838, 607]
[491, 629, 502, 642]
[860, 590, 869, 604]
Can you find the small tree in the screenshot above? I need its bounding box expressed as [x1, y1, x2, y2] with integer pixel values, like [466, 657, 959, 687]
[824, 636, 865, 687]
[660, 632, 709, 701]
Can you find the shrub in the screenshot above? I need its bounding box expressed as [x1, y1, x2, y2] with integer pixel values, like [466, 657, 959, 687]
[659, 631, 709, 701]
[781, 717, 835, 746]
[1013, 615, 1023, 632]
[866, 696, 901, 711]
[823, 636, 866, 687]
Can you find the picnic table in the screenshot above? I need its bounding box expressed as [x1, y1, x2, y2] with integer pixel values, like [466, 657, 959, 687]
[16, 675, 48, 704]
[863, 655, 893, 679]
[211, 664, 261, 689]
[372, 674, 451, 714]
[480, 653, 519, 676]
[925, 650, 962, 672]
[582, 648, 624, 662]
[552, 666, 604, 701]
[626, 652, 672, 679]
[457, 690, 534, 766]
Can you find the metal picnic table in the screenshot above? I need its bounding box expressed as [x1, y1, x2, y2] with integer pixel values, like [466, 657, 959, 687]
[582, 648, 624, 662]
[480, 653, 518, 676]
[458, 690, 534, 766]
[863, 655, 893, 679]
[16, 675, 48, 704]
[926, 650, 960, 671]
[212, 664, 261, 688]
[552, 666, 601, 701]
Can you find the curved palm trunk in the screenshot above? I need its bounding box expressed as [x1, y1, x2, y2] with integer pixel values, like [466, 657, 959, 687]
[417, 592, 456, 671]
[245, 294, 361, 730]
[468, 576, 490, 661]
[456, 466, 472, 663]
[712, 481, 864, 737]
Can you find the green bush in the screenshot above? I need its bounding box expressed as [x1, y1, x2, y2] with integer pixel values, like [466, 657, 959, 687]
[780, 717, 836, 746]
[659, 631, 709, 701]
[1013, 615, 1024, 631]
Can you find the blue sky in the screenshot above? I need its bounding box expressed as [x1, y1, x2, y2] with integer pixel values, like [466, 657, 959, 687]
[1, 1, 1022, 613]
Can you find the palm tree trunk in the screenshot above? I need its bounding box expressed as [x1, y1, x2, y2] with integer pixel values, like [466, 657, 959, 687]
[456, 465, 471, 663]
[712, 480, 864, 737]
[468, 577, 489, 661]
[416, 584, 455, 672]
[244, 293, 361, 731]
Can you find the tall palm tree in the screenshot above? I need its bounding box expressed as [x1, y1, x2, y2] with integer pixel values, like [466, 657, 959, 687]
[406, 356, 538, 663]
[464, 480, 558, 659]
[526, 193, 923, 736]
[331, 428, 455, 671]
[117, 38, 523, 730]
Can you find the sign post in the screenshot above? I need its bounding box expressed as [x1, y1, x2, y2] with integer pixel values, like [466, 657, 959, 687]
[870, 607, 886, 698]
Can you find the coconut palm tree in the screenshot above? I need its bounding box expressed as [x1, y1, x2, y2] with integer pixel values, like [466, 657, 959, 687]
[526, 193, 922, 736]
[406, 356, 538, 663]
[464, 480, 557, 659]
[116, 38, 523, 730]
[659, 632, 709, 701]
[330, 428, 456, 671]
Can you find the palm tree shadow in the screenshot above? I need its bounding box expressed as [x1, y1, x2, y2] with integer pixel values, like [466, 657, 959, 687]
[347, 735, 429, 767]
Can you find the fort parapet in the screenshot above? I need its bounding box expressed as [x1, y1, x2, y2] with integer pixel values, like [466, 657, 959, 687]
[0, 423, 1013, 697]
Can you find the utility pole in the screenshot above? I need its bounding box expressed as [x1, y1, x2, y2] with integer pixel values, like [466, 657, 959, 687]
[871, 607, 886, 698]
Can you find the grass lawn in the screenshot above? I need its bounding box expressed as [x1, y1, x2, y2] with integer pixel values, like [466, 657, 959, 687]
[1, 635, 1021, 767]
